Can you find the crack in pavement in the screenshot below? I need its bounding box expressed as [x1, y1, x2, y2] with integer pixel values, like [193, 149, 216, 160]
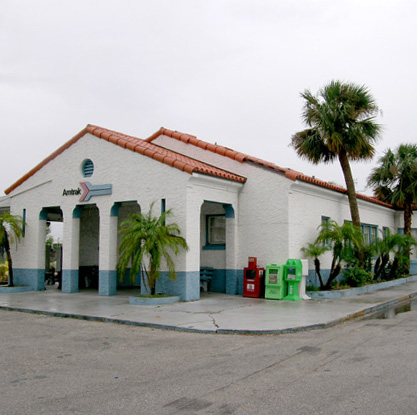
[209, 314, 220, 329]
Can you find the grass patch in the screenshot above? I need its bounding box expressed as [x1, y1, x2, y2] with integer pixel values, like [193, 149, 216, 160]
[135, 294, 171, 298]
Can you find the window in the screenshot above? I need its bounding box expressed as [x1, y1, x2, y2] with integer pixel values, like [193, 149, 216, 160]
[321, 216, 330, 246]
[361, 223, 378, 245]
[205, 215, 225, 249]
[161, 199, 166, 226]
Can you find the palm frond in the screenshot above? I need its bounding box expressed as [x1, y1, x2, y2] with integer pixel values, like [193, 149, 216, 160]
[117, 202, 188, 293]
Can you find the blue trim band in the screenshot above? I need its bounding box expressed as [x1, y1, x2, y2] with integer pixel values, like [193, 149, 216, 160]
[203, 244, 226, 251]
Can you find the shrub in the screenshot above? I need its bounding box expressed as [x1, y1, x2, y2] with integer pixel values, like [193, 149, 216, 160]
[342, 265, 372, 287]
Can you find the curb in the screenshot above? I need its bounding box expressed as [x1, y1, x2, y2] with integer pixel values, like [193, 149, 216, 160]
[307, 275, 417, 299]
[2, 290, 417, 335]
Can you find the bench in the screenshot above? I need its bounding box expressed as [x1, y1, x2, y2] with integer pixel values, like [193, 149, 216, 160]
[200, 267, 213, 292]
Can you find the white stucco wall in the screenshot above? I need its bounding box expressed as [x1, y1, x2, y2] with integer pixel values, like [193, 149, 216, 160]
[7, 133, 192, 271]
[154, 134, 408, 274]
[288, 180, 397, 270]
[152, 134, 294, 268]
[7, 130, 407, 284]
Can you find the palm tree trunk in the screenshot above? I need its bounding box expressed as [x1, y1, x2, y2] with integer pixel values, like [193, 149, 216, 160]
[338, 149, 364, 267]
[338, 149, 361, 228]
[404, 203, 413, 236]
[4, 234, 14, 287]
[314, 258, 324, 289]
[149, 262, 156, 295]
[325, 261, 341, 290]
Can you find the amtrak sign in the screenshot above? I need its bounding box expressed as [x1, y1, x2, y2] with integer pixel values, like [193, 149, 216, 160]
[62, 182, 112, 202]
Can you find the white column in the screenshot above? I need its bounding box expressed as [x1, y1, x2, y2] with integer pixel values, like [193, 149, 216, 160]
[225, 204, 238, 294]
[176, 197, 201, 301]
[33, 212, 47, 290]
[61, 206, 80, 293]
[98, 204, 118, 296]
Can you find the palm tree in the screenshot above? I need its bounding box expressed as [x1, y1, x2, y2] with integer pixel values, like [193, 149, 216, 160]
[117, 203, 188, 295]
[368, 144, 417, 236]
[291, 80, 381, 229]
[373, 229, 417, 280]
[368, 144, 417, 273]
[0, 212, 24, 287]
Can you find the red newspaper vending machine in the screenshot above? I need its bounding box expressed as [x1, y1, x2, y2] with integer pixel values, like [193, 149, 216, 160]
[243, 257, 265, 298]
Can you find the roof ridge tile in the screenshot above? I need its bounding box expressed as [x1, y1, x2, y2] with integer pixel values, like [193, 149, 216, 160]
[4, 125, 246, 194]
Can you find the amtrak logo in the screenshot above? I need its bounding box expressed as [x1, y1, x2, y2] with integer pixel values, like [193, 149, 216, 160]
[80, 182, 112, 202]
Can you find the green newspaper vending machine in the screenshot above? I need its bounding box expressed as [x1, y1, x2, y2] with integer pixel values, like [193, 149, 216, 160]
[283, 259, 302, 301]
[265, 264, 286, 300]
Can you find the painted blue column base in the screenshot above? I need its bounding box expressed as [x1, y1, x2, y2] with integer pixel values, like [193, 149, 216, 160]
[99, 270, 117, 296]
[237, 269, 244, 295]
[140, 278, 151, 295]
[62, 270, 79, 293]
[225, 269, 239, 295]
[117, 269, 141, 287]
[209, 269, 226, 293]
[410, 260, 417, 275]
[156, 271, 200, 301]
[13, 268, 45, 291]
[306, 269, 334, 288]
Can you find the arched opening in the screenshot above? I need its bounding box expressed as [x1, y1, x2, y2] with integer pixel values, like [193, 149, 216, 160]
[78, 204, 100, 290]
[116, 201, 141, 289]
[200, 201, 227, 293]
[40, 207, 63, 290]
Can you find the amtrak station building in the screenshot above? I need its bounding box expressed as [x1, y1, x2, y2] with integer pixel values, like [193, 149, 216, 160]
[2, 125, 415, 301]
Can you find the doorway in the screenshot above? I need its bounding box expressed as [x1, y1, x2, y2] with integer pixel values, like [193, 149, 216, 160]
[78, 204, 100, 289]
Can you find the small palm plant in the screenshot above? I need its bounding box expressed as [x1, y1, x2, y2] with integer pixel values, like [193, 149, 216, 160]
[316, 220, 364, 289]
[0, 259, 8, 283]
[0, 212, 24, 287]
[300, 241, 329, 289]
[117, 203, 188, 295]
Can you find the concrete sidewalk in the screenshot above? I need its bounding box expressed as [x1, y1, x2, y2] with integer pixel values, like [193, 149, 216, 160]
[1, 281, 417, 334]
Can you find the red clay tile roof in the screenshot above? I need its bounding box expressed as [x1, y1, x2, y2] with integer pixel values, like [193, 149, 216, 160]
[4, 125, 246, 195]
[147, 127, 392, 209]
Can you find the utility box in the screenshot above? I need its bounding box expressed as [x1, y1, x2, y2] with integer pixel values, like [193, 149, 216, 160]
[283, 259, 303, 301]
[243, 257, 264, 298]
[265, 264, 286, 300]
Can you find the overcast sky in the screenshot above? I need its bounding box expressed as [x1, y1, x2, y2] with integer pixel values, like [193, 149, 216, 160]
[2, 0, 416, 196]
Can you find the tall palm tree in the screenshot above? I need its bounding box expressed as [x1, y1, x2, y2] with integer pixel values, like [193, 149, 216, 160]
[0, 212, 24, 287]
[368, 144, 417, 236]
[368, 144, 417, 272]
[117, 204, 188, 295]
[291, 80, 382, 229]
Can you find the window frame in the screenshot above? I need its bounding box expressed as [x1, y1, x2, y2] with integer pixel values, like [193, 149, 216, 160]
[361, 223, 378, 245]
[204, 214, 226, 250]
[321, 216, 331, 247]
